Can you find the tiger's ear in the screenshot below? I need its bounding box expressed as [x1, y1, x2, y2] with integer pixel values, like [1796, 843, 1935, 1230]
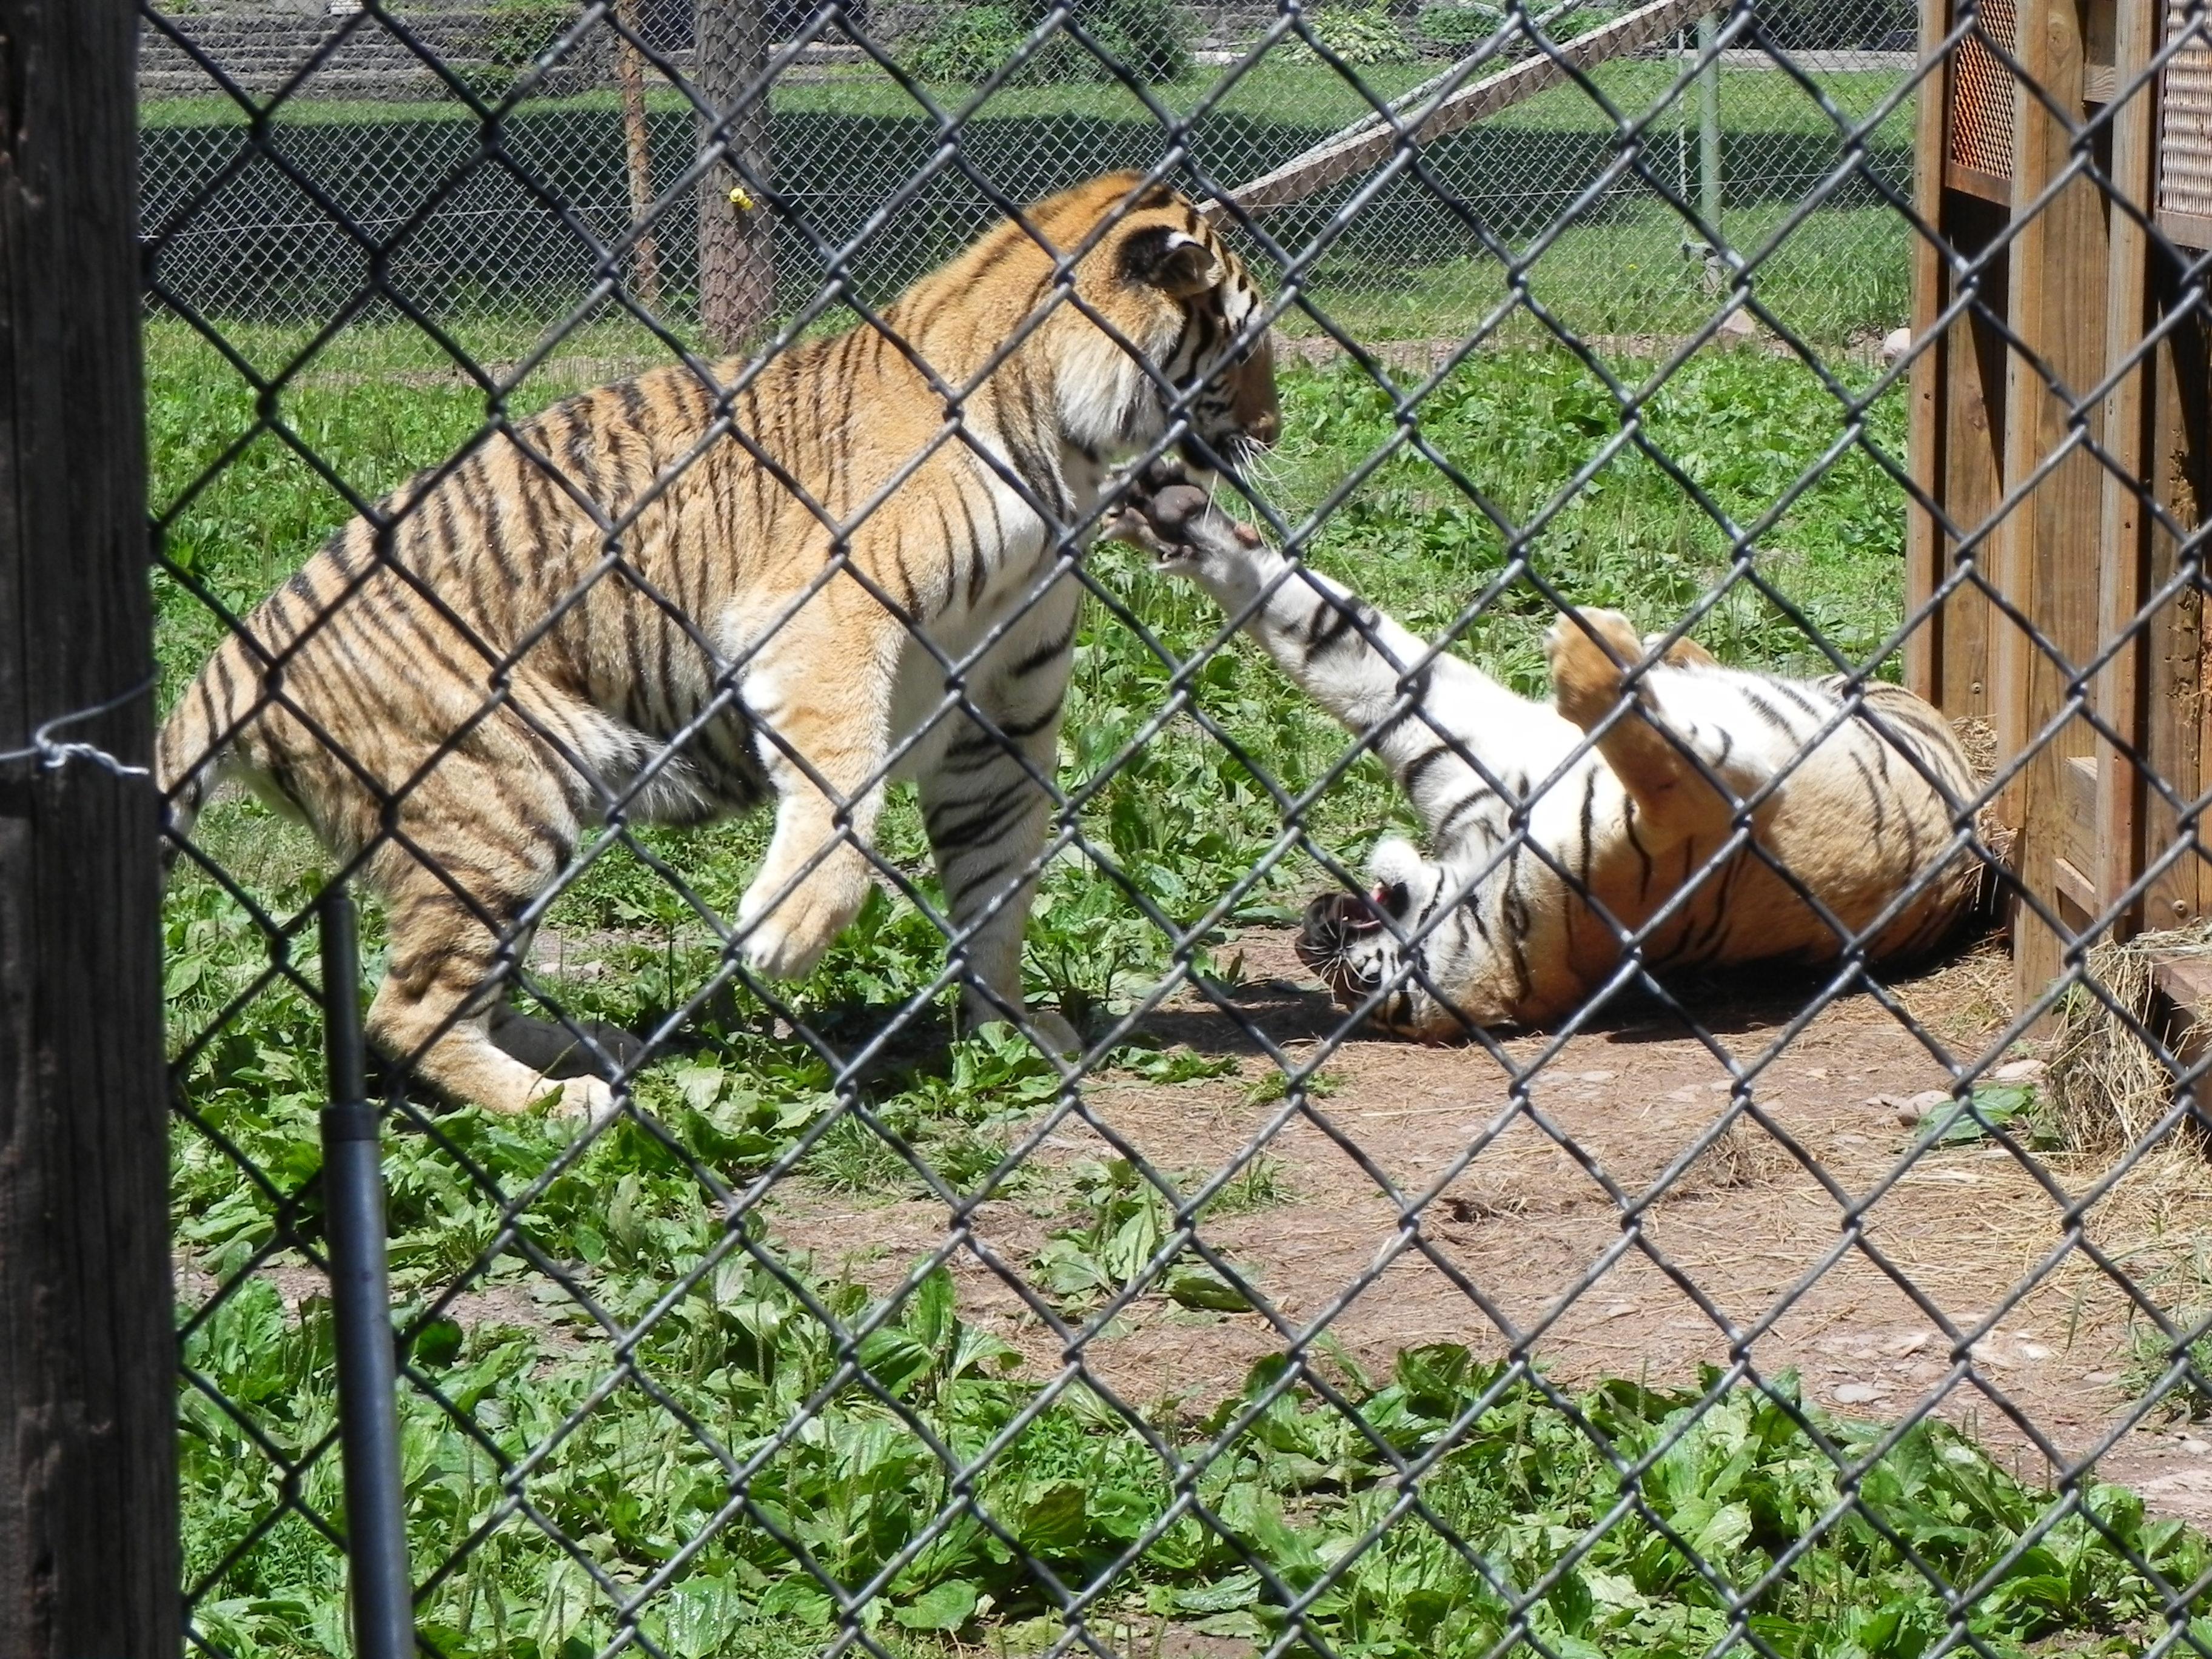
[1116, 223, 1223, 297]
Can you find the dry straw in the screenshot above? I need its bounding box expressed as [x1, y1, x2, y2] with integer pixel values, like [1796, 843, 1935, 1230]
[2043, 919, 2212, 1155]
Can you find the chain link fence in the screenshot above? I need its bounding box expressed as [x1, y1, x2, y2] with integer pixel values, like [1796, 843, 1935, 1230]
[137, 0, 2212, 1657]
[140, 0, 1913, 358]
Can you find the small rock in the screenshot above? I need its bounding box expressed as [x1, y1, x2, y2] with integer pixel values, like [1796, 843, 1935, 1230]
[1891, 1087, 1952, 1125]
[1834, 1382, 1883, 1405]
[1886, 1330, 1932, 1357]
[1991, 1058, 2045, 1084]
[2019, 1341, 2053, 1361]
[1717, 308, 1760, 339]
[1880, 325, 1912, 361]
[2086, 1370, 2120, 1384]
[1579, 1069, 1617, 1082]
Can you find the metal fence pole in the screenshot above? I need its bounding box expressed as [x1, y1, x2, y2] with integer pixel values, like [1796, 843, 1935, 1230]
[1697, 8, 1723, 237]
[317, 884, 416, 1659]
[0, 2, 177, 1656]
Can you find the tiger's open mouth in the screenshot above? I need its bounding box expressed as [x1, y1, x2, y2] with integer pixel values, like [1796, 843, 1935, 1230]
[1295, 889, 1392, 1009]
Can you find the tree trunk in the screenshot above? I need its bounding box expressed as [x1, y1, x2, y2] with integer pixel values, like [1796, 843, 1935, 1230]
[615, 0, 663, 310]
[0, 1, 178, 1655]
[694, 0, 776, 353]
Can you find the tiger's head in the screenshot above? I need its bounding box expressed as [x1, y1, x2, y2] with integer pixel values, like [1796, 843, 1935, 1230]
[1295, 837, 1468, 1041]
[985, 173, 1279, 484]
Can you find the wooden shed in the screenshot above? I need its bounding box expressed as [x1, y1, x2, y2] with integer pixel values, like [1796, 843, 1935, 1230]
[1909, 0, 2212, 1011]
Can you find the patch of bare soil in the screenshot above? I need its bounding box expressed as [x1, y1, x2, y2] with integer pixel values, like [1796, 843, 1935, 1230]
[769, 929, 2212, 1524]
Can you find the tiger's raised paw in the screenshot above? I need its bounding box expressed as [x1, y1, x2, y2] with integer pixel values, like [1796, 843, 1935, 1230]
[1641, 628, 1718, 670]
[1546, 608, 1645, 732]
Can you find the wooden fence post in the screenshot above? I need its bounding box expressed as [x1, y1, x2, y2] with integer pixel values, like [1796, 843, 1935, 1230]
[0, 3, 178, 1657]
[1994, 0, 2110, 1012]
[616, 0, 665, 312]
[695, 0, 775, 353]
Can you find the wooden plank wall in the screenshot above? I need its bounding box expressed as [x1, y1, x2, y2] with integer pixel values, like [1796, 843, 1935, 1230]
[1911, 0, 2212, 1016]
[2094, 0, 2210, 942]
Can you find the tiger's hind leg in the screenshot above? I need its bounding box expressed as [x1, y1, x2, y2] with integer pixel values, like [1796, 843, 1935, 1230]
[919, 583, 1081, 1058]
[1546, 608, 1743, 846]
[361, 768, 611, 1121]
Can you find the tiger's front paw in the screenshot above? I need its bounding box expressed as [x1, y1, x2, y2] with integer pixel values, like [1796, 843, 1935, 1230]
[1546, 608, 1644, 732]
[545, 1074, 622, 1128]
[737, 856, 873, 981]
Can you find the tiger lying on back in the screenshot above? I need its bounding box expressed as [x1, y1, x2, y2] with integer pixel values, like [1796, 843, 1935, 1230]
[158, 175, 1278, 1118]
[1113, 480, 1980, 1035]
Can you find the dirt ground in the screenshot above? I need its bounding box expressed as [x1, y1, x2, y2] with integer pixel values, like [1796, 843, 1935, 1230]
[770, 928, 2212, 1524]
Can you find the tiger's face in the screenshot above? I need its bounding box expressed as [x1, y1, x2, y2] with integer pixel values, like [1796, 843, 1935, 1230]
[1293, 840, 1463, 1039]
[1027, 175, 1279, 484]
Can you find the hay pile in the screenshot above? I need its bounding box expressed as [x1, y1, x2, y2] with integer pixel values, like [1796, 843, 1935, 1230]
[2043, 920, 2212, 1155]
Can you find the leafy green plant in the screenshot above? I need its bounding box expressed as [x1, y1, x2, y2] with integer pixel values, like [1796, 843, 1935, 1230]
[1913, 1081, 2058, 1149]
[1242, 1067, 1342, 1107]
[904, 2, 1029, 82]
[1075, 0, 1193, 82]
[1194, 1155, 1292, 1215]
[480, 0, 577, 68]
[1287, 4, 1419, 65]
[905, 0, 1191, 85]
[1032, 1158, 1170, 1308]
[1416, 3, 1500, 50]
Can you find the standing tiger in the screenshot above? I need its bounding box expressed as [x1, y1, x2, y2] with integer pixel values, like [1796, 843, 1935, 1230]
[158, 175, 1279, 1118]
[1113, 480, 1981, 1035]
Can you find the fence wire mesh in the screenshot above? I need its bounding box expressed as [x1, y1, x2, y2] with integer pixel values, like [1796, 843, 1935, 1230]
[139, 0, 1912, 349]
[144, 0, 2212, 1657]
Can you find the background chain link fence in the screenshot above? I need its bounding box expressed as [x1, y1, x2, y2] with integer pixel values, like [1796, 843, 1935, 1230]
[139, 0, 1912, 354]
[144, 1, 2212, 1657]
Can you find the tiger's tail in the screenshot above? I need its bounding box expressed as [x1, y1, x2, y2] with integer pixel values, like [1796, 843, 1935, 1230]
[155, 632, 259, 877]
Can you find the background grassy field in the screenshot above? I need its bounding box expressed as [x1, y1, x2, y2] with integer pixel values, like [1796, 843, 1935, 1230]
[138, 57, 1914, 133]
[158, 238, 2212, 1655]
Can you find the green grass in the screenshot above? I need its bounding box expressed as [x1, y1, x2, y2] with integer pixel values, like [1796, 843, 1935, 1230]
[156, 300, 2143, 1659]
[1281, 199, 1910, 348]
[138, 54, 1906, 135]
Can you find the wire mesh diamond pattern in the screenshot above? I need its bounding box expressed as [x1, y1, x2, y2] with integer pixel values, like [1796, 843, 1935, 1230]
[146, 1, 2212, 1657]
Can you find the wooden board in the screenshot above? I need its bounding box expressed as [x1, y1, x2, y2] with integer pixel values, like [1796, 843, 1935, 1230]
[1994, 0, 2110, 1017]
[2097, 0, 2160, 931]
[1216, 0, 1712, 216]
[0, 0, 179, 1653]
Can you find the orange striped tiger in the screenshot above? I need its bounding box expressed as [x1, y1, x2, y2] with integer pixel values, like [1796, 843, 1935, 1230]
[158, 175, 1279, 1118]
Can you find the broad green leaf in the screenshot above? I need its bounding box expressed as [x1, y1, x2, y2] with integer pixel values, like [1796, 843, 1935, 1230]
[892, 1578, 979, 1631]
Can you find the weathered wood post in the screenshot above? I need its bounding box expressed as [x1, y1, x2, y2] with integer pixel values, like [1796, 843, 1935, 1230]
[0, 1, 179, 1655]
[615, 0, 664, 310]
[695, 0, 776, 352]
